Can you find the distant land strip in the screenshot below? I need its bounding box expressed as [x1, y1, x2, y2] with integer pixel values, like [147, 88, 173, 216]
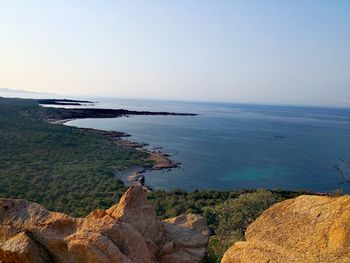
[38, 99, 94, 106]
[37, 99, 197, 123]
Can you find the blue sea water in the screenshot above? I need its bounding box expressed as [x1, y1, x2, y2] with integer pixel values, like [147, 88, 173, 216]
[66, 98, 350, 193]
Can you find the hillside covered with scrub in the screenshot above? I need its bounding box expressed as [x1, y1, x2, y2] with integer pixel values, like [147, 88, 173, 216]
[0, 97, 147, 215]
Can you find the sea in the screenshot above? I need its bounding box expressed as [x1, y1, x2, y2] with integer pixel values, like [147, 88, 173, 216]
[63, 97, 350, 193]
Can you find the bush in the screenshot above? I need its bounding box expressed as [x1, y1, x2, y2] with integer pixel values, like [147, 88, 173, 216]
[205, 190, 280, 261]
[205, 237, 230, 263]
[214, 189, 280, 243]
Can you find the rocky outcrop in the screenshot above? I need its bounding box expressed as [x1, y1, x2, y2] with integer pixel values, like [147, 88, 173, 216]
[161, 214, 210, 263]
[221, 195, 350, 263]
[106, 185, 165, 245]
[0, 186, 209, 263]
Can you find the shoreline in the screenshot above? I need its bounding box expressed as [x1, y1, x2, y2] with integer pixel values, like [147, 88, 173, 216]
[49, 114, 181, 191]
[41, 103, 341, 196]
[114, 134, 180, 190]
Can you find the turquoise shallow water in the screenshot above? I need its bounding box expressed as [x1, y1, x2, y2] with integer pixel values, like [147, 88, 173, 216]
[66, 98, 350, 193]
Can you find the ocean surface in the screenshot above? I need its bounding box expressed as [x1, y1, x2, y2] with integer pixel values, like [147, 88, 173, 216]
[65, 98, 350, 193]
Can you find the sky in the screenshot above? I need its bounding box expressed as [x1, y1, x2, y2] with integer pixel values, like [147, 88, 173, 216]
[0, 1, 349, 106]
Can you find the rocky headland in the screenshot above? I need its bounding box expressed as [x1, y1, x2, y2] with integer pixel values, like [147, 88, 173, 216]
[38, 102, 197, 123]
[37, 99, 95, 106]
[38, 101, 190, 188]
[79, 128, 179, 189]
[0, 186, 209, 263]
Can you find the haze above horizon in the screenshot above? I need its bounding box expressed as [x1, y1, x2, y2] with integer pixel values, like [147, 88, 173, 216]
[0, 1, 349, 106]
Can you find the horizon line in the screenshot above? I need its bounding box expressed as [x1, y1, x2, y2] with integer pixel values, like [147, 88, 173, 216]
[1, 87, 350, 110]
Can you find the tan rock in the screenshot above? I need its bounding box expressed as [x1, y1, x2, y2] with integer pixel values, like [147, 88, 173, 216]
[0, 197, 152, 263]
[0, 231, 50, 263]
[161, 214, 209, 263]
[0, 186, 209, 263]
[160, 241, 174, 255]
[164, 214, 210, 237]
[221, 195, 350, 263]
[106, 185, 165, 245]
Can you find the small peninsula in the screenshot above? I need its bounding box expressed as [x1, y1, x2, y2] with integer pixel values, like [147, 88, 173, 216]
[37, 98, 195, 187]
[38, 98, 196, 124]
[37, 98, 95, 106]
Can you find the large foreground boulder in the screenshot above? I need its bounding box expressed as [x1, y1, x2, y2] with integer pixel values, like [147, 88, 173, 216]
[221, 195, 350, 263]
[0, 186, 209, 263]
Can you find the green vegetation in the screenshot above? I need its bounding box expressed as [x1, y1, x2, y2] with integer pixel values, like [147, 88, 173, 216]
[206, 190, 280, 261]
[0, 97, 146, 216]
[214, 190, 279, 242]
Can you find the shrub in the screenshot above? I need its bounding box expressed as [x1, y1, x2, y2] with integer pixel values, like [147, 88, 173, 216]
[205, 190, 280, 260]
[214, 189, 280, 243]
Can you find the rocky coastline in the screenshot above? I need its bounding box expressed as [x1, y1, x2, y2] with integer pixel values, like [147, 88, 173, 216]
[37, 98, 95, 106]
[38, 100, 196, 123]
[58, 124, 179, 190]
[100, 132, 180, 190]
[42, 102, 189, 190]
[112, 133, 180, 190]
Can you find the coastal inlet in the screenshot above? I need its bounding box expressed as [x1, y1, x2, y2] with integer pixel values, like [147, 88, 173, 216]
[40, 99, 190, 190]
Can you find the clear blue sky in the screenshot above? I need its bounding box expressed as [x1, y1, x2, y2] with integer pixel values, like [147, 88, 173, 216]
[0, 1, 349, 106]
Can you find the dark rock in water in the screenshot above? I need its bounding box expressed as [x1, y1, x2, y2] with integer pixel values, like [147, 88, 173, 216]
[153, 147, 163, 150]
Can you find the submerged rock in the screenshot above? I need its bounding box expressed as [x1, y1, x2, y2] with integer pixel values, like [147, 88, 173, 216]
[221, 195, 350, 263]
[0, 186, 209, 263]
